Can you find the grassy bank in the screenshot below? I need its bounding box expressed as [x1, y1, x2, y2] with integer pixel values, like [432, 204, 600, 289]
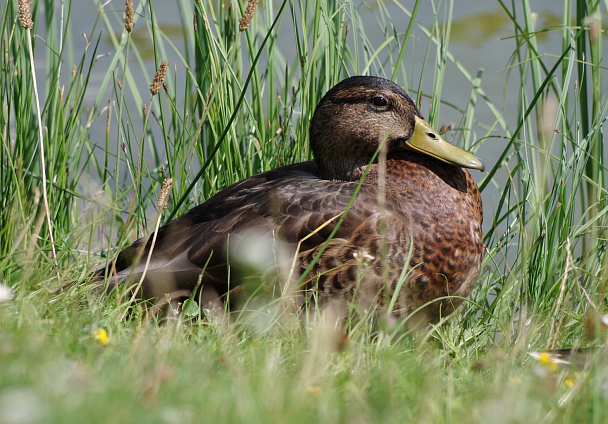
[1, 0, 607, 422]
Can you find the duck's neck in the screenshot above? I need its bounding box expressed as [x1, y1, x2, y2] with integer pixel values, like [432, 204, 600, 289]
[316, 158, 374, 182]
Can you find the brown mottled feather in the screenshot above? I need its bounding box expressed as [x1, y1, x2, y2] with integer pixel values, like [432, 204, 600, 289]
[92, 76, 484, 324]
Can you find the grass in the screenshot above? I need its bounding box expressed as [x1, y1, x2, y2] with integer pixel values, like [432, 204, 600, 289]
[1, 0, 607, 422]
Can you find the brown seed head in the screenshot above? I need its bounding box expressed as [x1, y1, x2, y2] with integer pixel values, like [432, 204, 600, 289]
[150, 61, 168, 95]
[156, 178, 173, 209]
[584, 13, 601, 44]
[18, 0, 34, 30]
[239, 0, 258, 32]
[125, 0, 134, 32]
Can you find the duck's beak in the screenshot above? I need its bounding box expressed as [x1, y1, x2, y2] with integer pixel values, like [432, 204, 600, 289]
[403, 116, 485, 171]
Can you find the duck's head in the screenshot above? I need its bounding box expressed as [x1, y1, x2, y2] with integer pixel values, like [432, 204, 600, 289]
[310, 76, 485, 181]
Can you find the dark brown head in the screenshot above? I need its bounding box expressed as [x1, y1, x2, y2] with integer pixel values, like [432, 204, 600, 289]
[309, 76, 484, 181]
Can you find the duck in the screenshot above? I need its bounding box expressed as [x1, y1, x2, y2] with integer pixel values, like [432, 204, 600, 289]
[92, 76, 485, 325]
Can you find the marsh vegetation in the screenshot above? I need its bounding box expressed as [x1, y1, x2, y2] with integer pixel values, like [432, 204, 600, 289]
[1, 0, 607, 422]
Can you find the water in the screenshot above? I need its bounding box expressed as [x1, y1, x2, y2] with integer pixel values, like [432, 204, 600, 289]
[67, 0, 570, 122]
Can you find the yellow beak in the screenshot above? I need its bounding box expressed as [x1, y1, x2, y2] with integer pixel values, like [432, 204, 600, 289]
[403, 116, 485, 171]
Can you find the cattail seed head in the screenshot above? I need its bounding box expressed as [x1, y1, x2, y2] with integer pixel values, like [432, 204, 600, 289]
[239, 0, 258, 32]
[125, 0, 134, 32]
[150, 61, 168, 95]
[18, 0, 34, 30]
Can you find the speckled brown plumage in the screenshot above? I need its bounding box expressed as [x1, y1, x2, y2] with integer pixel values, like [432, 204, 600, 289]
[93, 76, 484, 325]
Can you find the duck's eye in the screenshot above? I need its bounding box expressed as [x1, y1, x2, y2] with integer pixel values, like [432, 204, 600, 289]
[372, 96, 388, 107]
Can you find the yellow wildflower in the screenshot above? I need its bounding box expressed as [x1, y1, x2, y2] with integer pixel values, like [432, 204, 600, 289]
[537, 352, 559, 372]
[564, 372, 582, 389]
[93, 327, 110, 346]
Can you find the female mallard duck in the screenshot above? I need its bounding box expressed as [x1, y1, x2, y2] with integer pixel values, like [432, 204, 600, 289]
[94, 76, 484, 325]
